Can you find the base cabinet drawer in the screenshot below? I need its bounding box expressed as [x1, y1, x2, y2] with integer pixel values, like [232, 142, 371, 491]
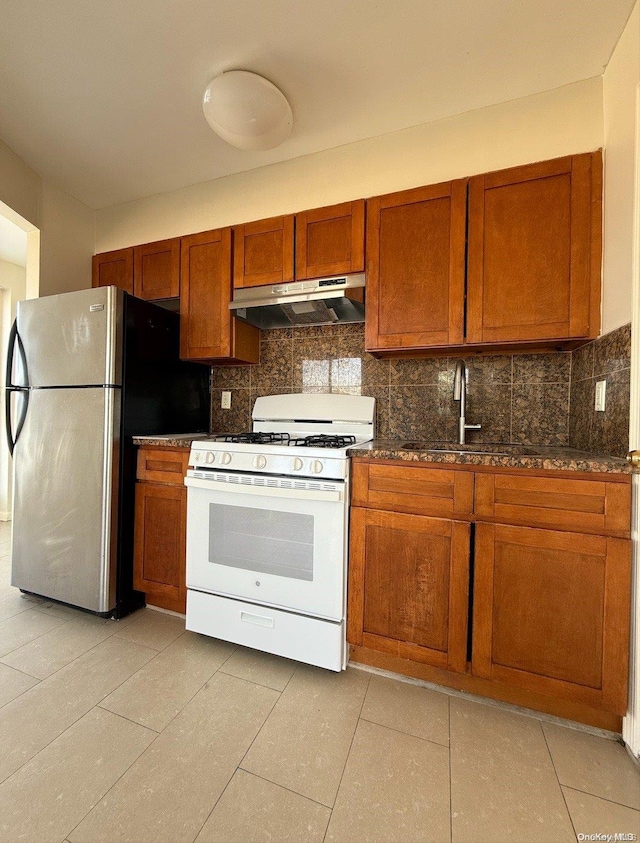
[352, 460, 474, 518]
[475, 472, 631, 536]
[472, 523, 631, 714]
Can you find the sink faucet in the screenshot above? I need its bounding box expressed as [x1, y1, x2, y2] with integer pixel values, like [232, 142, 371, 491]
[453, 359, 482, 445]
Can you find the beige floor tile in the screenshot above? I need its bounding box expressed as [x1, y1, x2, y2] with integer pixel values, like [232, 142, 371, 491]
[1, 615, 119, 679]
[0, 608, 67, 657]
[99, 631, 236, 731]
[0, 707, 155, 843]
[0, 662, 39, 707]
[69, 672, 279, 843]
[0, 586, 34, 622]
[563, 786, 640, 838]
[114, 607, 185, 650]
[326, 719, 450, 843]
[543, 722, 640, 809]
[219, 645, 297, 691]
[450, 698, 575, 843]
[196, 769, 330, 843]
[0, 635, 156, 783]
[241, 665, 369, 807]
[360, 674, 450, 746]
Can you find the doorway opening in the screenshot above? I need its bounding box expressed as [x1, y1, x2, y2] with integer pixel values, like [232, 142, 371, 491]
[0, 201, 40, 522]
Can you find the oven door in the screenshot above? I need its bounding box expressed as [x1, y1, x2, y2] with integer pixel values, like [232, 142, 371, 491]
[184, 472, 347, 621]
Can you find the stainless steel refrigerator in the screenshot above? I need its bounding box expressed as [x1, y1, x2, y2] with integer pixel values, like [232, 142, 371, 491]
[5, 286, 209, 617]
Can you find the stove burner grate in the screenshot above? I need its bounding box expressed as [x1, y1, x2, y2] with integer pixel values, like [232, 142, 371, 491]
[219, 432, 291, 444]
[290, 434, 357, 449]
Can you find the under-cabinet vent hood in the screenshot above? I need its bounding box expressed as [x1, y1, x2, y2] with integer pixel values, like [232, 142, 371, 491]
[229, 274, 365, 329]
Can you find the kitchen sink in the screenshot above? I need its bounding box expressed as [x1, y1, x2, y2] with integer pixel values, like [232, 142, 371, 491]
[400, 442, 543, 456]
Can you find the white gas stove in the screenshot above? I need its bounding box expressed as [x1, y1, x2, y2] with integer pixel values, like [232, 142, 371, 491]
[184, 393, 374, 671]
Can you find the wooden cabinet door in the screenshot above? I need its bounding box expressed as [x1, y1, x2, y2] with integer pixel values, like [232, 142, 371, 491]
[134, 482, 186, 613]
[466, 152, 601, 344]
[295, 200, 365, 280]
[92, 248, 134, 293]
[233, 215, 294, 289]
[133, 238, 180, 300]
[180, 228, 259, 363]
[472, 523, 631, 714]
[348, 507, 470, 672]
[365, 180, 467, 351]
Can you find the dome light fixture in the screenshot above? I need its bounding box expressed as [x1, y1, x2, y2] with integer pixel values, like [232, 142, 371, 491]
[202, 70, 293, 151]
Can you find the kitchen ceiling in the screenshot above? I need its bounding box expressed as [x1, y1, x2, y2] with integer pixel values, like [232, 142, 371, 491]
[0, 0, 634, 210]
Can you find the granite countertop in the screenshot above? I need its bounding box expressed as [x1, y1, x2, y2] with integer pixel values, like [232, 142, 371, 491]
[132, 434, 209, 448]
[348, 440, 633, 474]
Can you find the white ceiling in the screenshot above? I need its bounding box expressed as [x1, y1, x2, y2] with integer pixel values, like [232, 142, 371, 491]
[0, 0, 634, 210]
[0, 215, 27, 267]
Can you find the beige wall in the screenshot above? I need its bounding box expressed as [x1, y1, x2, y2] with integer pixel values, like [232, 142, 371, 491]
[39, 183, 95, 297]
[0, 138, 95, 298]
[96, 77, 603, 250]
[0, 139, 40, 228]
[602, 2, 640, 334]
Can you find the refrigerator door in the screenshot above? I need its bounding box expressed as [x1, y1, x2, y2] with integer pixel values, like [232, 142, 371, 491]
[11, 386, 121, 613]
[16, 287, 123, 388]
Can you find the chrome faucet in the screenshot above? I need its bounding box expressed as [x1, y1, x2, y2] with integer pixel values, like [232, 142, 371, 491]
[453, 359, 482, 445]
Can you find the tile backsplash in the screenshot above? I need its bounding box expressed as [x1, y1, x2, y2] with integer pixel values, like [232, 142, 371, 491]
[210, 321, 630, 457]
[569, 323, 631, 458]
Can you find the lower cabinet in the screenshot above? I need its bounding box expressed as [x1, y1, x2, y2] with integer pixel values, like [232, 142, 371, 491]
[347, 458, 632, 727]
[134, 447, 188, 614]
[348, 508, 470, 673]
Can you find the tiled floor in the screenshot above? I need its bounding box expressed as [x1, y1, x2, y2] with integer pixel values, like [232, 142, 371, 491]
[0, 521, 638, 843]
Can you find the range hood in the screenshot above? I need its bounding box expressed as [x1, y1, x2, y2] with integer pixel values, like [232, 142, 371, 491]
[229, 274, 365, 330]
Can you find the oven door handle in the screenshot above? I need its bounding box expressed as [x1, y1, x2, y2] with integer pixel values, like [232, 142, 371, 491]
[184, 475, 343, 502]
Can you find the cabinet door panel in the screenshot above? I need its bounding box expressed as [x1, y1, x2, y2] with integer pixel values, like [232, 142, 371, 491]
[180, 228, 258, 363]
[365, 181, 467, 351]
[233, 215, 294, 288]
[467, 153, 600, 343]
[472, 523, 630, 714]
[296, 200, 365, 280]
[134, 482, 186, 613]
[133, 238, 180, 300]
[92, 248, 134, 294]
[348, 507, 470, 672]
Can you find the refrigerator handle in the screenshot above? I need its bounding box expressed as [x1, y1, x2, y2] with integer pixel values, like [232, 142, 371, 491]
[5, 320, 29, 389]
[5, 321, 30, 456]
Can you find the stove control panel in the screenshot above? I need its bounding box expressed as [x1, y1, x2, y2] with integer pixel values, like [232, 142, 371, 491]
[188, 448, 348, 480]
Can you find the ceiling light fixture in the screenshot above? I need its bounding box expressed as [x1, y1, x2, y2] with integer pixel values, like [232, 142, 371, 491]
[202, 70, 293, 151]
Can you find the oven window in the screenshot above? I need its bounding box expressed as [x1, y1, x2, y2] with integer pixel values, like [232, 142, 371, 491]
[208, 504, 314, 581]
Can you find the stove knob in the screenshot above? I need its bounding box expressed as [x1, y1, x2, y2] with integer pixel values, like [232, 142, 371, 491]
[311, 460, 324, 474]
[205, 452, 215, 464]
[220, 452, 232, 465]
[254, 455, 267, 469]
[292, 457, 304, 471]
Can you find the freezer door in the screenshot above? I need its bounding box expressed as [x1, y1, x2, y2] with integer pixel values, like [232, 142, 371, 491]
[16, 287, 123, 387]
[11, 386, 121, 613]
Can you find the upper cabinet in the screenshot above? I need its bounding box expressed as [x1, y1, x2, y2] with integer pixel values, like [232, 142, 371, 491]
[295, 200, 365, 280]
[365, 181, 467, 351]
[180, 228, 259, 364]
[233, 200, 366, 289]
[233, 215, 294, 289]
[466, 153, 601, 345]
[133, 238, 180, 300]
[365, 152, 602, 354]
[92, 248, 134, 294]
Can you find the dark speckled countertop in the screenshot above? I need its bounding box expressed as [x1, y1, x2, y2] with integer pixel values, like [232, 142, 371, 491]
[348, 440, 633, 474]
[132, 434, 209, 448]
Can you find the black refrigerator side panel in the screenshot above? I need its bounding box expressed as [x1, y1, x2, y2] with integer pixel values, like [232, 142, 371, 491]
[115, 294, 210, 618]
